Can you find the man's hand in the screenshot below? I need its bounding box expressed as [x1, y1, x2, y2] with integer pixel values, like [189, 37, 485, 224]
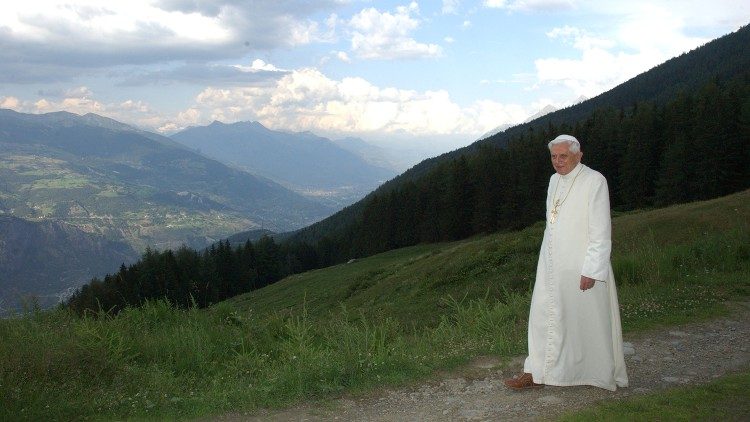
[580, 275, 595, 291]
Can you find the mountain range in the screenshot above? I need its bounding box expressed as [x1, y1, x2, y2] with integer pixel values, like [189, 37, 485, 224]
[0, 109, 333, 249]
[171, 121, 395, 208]
[0, 109, 339, 308]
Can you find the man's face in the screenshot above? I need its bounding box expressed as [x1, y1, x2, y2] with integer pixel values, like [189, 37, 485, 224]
[550, 142, 582, 175]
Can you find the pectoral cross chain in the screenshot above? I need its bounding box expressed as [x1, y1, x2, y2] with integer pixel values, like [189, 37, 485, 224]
[550, 199, 560, 224]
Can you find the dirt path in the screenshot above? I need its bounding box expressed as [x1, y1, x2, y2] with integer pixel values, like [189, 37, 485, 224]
[218, 302, 750, 421]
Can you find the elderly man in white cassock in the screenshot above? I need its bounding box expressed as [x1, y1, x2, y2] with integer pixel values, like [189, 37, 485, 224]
[504, 134, 629, 391]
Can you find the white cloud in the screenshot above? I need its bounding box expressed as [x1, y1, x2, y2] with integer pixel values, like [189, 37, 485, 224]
[483, 0, 575, 11]
[157, 66, 529, 137]
[32, 90, 106, 115]
[336, 51, 352, 62]
[535, 45, 645, 99]
[442, 0, 460, 14]
[546, 26, 614, 50]
[587, 0, 750, 33]
[465, 100, 529, 133]
[0, 1, 343, 83]
[615, 4, 706, 54]
[348, 3, 443, 60]
[534, 4, 714, 99]
[234, 59, 285, 73]
[3, 1, 231, 45]
[0, 96, 21, 109]
[63, 86, 96, 99]
[483, 0, 506, 7]
[323, 13, 340, 42]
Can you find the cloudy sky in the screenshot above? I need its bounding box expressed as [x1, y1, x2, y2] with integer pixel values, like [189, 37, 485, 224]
[1, 0, 748, 152]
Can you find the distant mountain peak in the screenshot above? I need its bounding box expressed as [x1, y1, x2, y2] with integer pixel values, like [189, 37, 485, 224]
[208, 120, 270, 132]
[479, 104, 561, 141]
[523, 104, 558, 123]
[79, 112, 138, 131]
[45, 110, 79, 118]
[479, 123, 514, 140]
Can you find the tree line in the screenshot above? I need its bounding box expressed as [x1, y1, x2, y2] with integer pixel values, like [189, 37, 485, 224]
[67, 73, 750, 315]
[66, 237, 282, 314]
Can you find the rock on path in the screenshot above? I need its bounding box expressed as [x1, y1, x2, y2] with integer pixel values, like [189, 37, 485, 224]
[215, 302, 750, 421]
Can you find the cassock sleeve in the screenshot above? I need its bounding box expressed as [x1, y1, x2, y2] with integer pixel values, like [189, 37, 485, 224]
[581, 174, 612, 281]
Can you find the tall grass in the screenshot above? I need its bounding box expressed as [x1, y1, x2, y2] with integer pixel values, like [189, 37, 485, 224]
[615, 226, 749, 330]
[0, 294, 530, 420]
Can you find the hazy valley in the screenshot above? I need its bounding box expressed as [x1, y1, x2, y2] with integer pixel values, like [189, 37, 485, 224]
[171, 120, 396, 208]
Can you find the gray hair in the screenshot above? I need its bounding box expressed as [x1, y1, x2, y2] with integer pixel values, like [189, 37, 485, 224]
[548, 134, 581, 153]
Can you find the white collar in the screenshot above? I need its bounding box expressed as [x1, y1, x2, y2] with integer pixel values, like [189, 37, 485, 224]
[559, 162, 583, 180]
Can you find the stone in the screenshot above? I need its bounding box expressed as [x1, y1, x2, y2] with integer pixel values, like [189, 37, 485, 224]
[662, 376, 680, 383]
[623, 342, 636, 355]
[669, 331, 688, 337]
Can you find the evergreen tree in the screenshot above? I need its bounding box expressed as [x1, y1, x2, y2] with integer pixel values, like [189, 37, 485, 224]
[618, 102, 661, 209]
[255, 235, 282, 287]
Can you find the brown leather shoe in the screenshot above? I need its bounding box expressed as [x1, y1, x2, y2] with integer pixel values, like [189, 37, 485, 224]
[504, 373, 544, 390]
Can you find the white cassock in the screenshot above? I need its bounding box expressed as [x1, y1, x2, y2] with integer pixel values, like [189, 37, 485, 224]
[523, 162, 629, 391]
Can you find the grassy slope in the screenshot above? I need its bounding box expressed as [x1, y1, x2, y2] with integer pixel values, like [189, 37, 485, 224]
[229, 230, 541, 327]
[229, 189, 750, 328]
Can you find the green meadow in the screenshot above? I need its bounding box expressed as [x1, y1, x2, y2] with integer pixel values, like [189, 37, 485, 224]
[1, 190, 748, 420]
